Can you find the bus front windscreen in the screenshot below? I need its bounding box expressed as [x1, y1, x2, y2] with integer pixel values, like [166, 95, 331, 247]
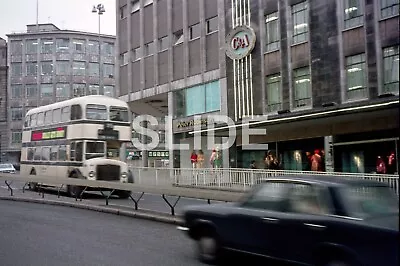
[86, 141, 105, 159]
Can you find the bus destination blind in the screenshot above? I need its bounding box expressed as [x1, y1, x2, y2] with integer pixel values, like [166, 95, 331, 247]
[31, 127, 67, 141]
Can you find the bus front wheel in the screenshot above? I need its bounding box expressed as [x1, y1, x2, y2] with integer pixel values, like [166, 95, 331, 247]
[67, 185, 84, 198]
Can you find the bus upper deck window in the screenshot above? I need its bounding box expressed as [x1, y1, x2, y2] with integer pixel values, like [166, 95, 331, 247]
[61, 106, 70, 122]
[53, 108, 61, 123]
[71, 104, 82, 120]
[30, 114, 37, 127]
[37, 112, 44, 125]
[44, 110, 52, 124]
[110, 107, 129, 122]
[24, 115, 30, 127]
[86, 104, 107, 120]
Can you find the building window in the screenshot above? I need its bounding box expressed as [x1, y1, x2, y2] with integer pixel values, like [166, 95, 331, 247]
[120, 5, 127, 19]
[174, 80, 221, 117]
[56, 61, 70, 75]
[73, 84, 86, 97]
[344, 0, 364, 29]
[266, 74, 282, 112]
[174, 30, 184, 45]
[56, 83, 70, 97]
[26, 39, 38, 54]
[11, 63, 22, 77]
[26, 85, 38, 98]
[265, 12, 280, 52]
[292, 2, 308, 44]
[102, 43, 114, 56]
[88, 40, 99, 54]
[145, 42, 155, 56]
[293, 67, 312, 108]
[103, 64, 114, 78]
[89, 63, 100, 76]
[132, 47, 142, 61]
[26, 63, 38, 76]
[41, 62, 53, 75]
[381, 0, 399, 18]
[73, 39, 85, 53]
[41, 84, 54, 97]
[383, 46, 399, 95]
[11, 107, 23, 121]
[120, 52, 129, 66]
[104, 85, 114, 97]
[41, 39, 54, 54]
[159, 36, 169, 52]
[88, 85, 100, 95]
[11, 85, 23, 98]
[10, 41, 23, 54]
[206, 17, 218, 34]
[11, 132, 22, 144]
[56, 38, 69, 52]
[73, 62, 86, 75]
[131, 0, 140, 13]
[346, 53, 367, 100]
[189, 23, 201, 40]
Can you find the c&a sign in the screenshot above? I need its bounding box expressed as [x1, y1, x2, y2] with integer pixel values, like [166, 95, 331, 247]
[225, 25, 256, 60]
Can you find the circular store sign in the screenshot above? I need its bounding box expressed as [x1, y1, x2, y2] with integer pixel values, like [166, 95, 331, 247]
[225, 25, 256, 60]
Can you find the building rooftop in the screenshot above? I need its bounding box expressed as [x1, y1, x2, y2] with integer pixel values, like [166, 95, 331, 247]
[6, 23, 116, 39]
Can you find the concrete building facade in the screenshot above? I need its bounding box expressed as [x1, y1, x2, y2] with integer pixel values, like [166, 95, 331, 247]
[5, 24, 116, 162]
[117, 0, 399, 173]
[0, 38, 7, 162]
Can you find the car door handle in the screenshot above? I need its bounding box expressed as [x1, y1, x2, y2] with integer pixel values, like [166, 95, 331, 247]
[304, 223, 326, 230]
[262, 217, 279, 223]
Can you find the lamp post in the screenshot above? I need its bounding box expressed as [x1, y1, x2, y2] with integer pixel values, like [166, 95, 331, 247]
[92, 4, 105, 95]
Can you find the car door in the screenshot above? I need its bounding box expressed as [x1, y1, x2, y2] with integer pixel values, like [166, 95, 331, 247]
[279, 182, 334, 264]
[223, 181, 290, 258]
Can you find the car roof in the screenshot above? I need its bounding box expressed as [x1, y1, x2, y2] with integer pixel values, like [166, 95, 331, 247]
[265, 174, 388, 188]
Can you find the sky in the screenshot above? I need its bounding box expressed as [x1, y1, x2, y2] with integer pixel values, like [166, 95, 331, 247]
[0, 0, 116, 39]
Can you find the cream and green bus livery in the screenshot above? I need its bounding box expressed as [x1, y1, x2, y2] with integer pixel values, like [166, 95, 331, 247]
[21, 95, 134, 198]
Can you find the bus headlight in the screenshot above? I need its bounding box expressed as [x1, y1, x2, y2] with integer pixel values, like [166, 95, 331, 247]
[89, 171, 95, 178]
[121, 172, 128, 179]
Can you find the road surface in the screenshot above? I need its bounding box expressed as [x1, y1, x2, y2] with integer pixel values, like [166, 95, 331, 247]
[0, 200, 202, 266]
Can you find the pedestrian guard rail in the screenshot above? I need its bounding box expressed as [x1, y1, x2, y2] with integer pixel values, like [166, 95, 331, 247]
[128, 166, 400, 195]
[0, 172, 244, 216]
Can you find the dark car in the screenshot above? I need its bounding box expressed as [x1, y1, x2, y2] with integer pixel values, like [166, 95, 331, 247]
[179, 175, 399, 266]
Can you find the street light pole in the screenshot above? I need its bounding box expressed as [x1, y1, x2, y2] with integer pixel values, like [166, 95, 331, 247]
[92, 4, 105, 95]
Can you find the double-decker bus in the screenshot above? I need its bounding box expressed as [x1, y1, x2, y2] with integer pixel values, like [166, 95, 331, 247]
[20, 95, 134, 198]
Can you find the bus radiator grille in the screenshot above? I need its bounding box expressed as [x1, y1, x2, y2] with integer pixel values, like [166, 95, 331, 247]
[96, 165, 121, 181]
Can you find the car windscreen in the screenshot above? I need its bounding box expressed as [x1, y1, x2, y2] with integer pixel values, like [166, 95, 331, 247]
[0, 164, 13, 169]
[340, 185, 399, 219]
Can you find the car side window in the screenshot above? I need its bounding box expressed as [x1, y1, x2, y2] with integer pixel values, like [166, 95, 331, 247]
[287, 183, 330, 215]
[241, 182, 290, 211]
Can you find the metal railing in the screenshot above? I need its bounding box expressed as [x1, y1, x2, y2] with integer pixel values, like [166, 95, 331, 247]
[128, 166, 400, 195]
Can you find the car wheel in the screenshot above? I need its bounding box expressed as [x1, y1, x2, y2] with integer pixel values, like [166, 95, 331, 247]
[197, 234, 220, 264]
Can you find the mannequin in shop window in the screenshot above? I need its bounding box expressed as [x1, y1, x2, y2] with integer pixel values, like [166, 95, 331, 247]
[387, 152, 396, 174]
[311, 149, 323, 172]
[376, 156, 387, 174]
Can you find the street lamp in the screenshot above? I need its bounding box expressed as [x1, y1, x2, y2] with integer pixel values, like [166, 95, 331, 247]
[92, 4, 105, 95]
[92, 4, 105, 34]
